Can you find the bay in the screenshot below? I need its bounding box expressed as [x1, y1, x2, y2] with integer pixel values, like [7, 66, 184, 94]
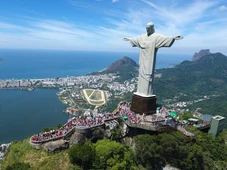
[0, 49, 139, 79]
[0, 49, 191, 79]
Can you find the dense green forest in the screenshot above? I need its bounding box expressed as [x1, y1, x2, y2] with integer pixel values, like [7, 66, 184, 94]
[188, 95, 227, 115]
[155, 53, 227, 100]
[2, 130, 227, 170]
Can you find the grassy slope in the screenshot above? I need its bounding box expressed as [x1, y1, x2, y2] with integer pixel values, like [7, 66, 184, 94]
[1, 138, 74, 170]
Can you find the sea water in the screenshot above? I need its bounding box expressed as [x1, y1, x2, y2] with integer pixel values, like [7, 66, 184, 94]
[0, 49, 192, 143]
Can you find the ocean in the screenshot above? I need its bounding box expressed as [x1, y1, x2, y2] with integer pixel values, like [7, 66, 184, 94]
[0, 49, 192, 143]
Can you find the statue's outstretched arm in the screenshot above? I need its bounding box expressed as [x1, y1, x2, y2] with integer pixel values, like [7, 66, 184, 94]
[123, 38, 130, 41]
[174, 36, 184, 40]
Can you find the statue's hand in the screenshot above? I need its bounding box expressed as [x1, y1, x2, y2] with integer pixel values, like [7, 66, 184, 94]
[123, 38, 130, 41]
[174, 36, 184, 40]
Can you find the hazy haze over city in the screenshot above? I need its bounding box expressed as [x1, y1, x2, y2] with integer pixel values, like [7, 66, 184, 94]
[0, 0, 227, 54]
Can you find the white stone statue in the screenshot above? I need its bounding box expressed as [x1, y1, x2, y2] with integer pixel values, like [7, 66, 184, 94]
[124, 22, 183, 97]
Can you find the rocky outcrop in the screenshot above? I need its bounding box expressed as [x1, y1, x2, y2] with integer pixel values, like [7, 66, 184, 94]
[192, 49, 211, 61]
[0, 143, 12, 160]
[42, 139, 69, 152]
[69, 132, 86, 146]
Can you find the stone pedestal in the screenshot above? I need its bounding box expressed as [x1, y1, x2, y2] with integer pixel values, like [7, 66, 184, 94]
[130, 94, 156, 114]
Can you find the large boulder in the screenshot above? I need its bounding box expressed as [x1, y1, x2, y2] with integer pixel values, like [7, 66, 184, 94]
[69, 132, 86, 146]
[42, 139, 69, 152]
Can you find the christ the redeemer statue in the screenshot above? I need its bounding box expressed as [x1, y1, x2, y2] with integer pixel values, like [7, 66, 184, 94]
[124, 22, 183, 97]
[123, 22, 183, 114]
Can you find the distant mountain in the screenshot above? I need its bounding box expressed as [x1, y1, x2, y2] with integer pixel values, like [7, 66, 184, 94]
[154, 50, 227, 117]
[105, 56, 138, 72]
[192, 49, 211, 61]
[89, 56, 138, 81]
[156, 51, 227, 96]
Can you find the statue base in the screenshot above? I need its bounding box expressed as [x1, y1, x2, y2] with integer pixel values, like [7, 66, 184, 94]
[130, 94, 156, 115]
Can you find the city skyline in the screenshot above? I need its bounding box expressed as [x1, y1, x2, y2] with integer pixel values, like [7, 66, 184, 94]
[0, 0, 227, 54]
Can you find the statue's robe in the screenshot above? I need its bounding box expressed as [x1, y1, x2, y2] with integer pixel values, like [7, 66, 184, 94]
[129, 33, 175, 97]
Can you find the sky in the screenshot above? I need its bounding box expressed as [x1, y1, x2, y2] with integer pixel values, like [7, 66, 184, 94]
[0, 0, 227, 54]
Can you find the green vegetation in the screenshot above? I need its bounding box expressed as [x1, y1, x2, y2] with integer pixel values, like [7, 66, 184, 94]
[180, 112, 195, 120]
[133, 130, 227, 170]
[84, 89, 93, 97]
[2, 130, 227, 170]
[189, 95, 227, 115]
[155, 53, 227, 98]
[68, 142, 95, 170]
[89, 56, 138, 82]
[153, 53, 227, 119]
[89, 100, 104, 105]
[5, 162, 30, 170]
[90, 90, 101, 100]
[1, 139, 75, 170]
[68, 139, 138, 170]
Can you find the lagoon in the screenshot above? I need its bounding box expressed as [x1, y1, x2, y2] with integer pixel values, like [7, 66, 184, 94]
[0, 89, 68, 144]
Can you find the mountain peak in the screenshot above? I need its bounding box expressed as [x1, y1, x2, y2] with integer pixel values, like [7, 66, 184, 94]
[192, 49, 211, 61]
[105, 56, 138, 71]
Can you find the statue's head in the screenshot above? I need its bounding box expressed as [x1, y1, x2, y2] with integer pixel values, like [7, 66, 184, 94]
[146, 22, 155, 36]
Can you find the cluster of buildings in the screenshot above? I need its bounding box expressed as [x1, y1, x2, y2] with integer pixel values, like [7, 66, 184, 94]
[0, 79, 32, 89]
[0, 74, 137, 98]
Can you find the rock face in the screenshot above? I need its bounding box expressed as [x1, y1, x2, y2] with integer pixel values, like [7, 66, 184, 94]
[192, 49, 211, 61]
[42, 139, 69, 152]
[69, 132, 86, 146]
[0, 143, 12, 160]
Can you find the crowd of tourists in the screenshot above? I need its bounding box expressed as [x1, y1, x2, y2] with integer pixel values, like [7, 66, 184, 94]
[30, 111, 120, 144]
[31, 118, 75, 143]
[117, 101, 142, 124]
[31, 101, 206, 144]
[117, 101, 167, 124]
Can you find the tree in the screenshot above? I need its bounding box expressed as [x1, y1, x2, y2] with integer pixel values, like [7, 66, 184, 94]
[133, 134, 165, 170]
[93, 139, 137, 170]
[68, 142, 95, 170]
[181, 111, 194, 120]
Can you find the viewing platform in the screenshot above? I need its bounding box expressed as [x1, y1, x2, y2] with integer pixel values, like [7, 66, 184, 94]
[30, 101, 211, 145]
[30, 112, 120, 144]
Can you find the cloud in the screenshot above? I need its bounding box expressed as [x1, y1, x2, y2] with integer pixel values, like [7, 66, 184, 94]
[1, 0, 227, 54]
[219, 5, 227, 11]
[140, 0, 218, 26]
[112, 0, 119, 3]
[0, 18, 103, 51]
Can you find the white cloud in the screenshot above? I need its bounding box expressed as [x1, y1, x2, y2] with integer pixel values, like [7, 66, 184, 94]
[1, 0, 227, 55]
[141, 0, 217, 26]
[219, 5, 227, 11]
[112, 0, 119, 3]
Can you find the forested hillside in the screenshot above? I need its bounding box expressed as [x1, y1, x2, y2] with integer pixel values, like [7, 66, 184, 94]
[155, 52, 227, 98]
[2, 130, 227, 170]
[154, 52, 227, 118]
